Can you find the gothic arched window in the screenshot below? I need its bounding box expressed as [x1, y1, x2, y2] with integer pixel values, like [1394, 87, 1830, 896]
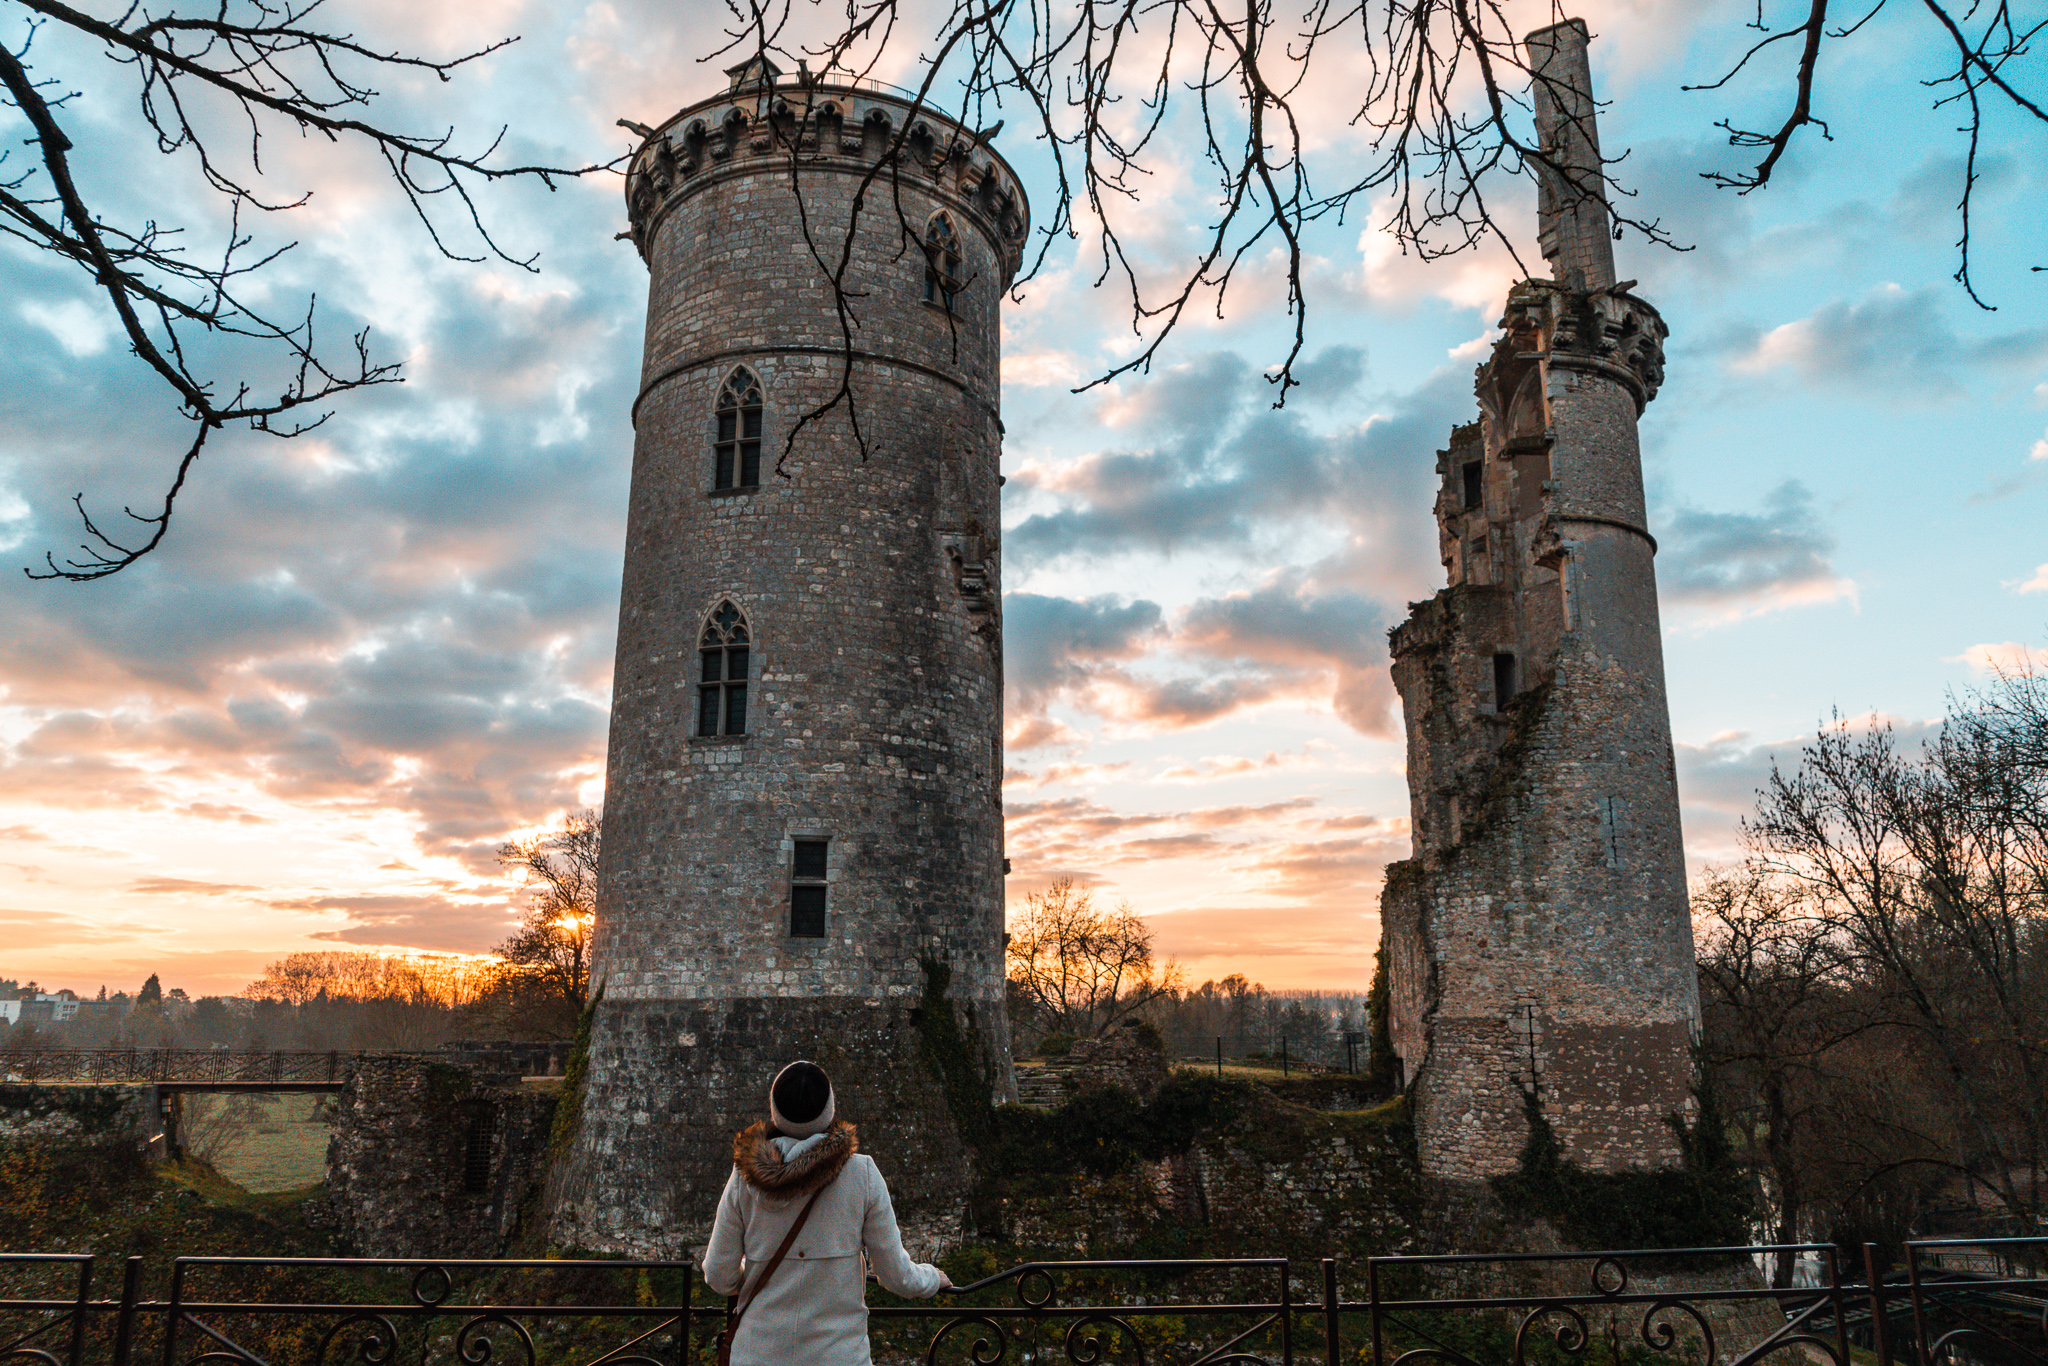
[922, 213, 963, 311]
[698, 600, 751, 737]
[714, 367, 763, 490]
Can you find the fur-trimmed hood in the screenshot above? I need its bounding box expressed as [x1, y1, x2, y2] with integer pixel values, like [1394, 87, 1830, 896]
[733, 1119, 858, 1197]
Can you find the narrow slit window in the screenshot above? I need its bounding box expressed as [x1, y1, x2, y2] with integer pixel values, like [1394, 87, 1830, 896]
[1598, 795, 1624, 868]
[923, 214, 963, 311]
[461, 1104, 495, 1194]
[1492, 652, 1517, 710]
[698, 601, 751, 737]
[714, 367, 763, 490]
[790, 839, 828, 938]
[1461, 461, 1483, 510]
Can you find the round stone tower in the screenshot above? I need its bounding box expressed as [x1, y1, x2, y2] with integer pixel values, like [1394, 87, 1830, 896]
[548, 58, 1028, 1255]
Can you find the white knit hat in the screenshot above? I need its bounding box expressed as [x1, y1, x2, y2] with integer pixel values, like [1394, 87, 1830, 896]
[768, 1060, 836, 1138]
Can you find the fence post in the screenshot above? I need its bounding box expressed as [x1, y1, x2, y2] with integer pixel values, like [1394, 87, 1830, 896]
[111, 1255, 142, 1366]
[1322, 1259, 1340, 1366]
[1905, 1243, 1931, 1366]
[1825, 1243, 1849, 1366]
[161, 1258, 187, 1366]
[1865, 1244, 1891, 1366]
[1367, 1257, 1382, 1366]
[67, 1256, 93, 1366]
[1280, 1261, 1293, 1366]
[1216, 1038, 1223, 1078]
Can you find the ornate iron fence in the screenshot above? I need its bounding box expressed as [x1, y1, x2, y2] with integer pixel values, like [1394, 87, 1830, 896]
[3, 1241, 2046, 1366]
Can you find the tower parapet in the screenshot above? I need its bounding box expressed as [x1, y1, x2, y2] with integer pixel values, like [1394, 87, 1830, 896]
[1381, 22, 1697, 1180]
[550, 70, 1027, 1255]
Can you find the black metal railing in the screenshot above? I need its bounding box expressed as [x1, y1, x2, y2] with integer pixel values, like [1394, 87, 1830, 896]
[3, 1240, 2045, 1366]
[0, 1051, 351, 1085]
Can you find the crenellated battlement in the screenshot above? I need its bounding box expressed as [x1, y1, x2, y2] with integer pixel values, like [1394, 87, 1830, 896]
[623, 79, 1030, 278]
[1495, 279, 1668, 412]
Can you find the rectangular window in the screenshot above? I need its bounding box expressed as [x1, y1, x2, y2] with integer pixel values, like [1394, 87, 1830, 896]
[790, 838, 828, 938]
[461, 1104, 495, 1194]
[1492, 652, 1517, 709]
[715, 410, 737, 489]
[700, 644, 747, 737]
[739, 407, 762, 486]
[724, 658, 748, 734]
[1461, 461, 1483, 510]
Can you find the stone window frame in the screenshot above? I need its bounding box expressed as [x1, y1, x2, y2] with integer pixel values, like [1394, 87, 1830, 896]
[712, 366, 764, 492]
[696, 599, 752, 739]
[921, 212, 964, 313]
[788, 834, 830, 939]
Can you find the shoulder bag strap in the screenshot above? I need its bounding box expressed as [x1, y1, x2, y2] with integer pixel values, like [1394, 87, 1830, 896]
[726, 1183, 827, 1334]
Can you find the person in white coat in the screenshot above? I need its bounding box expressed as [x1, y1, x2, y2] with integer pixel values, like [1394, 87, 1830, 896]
[702, 1061, 953, 1365]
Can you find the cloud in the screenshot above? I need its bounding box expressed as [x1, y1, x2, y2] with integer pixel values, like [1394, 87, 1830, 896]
[1953, 642, 2048, 674]
[270, 892, 517, 952]
[1726, 284, 2048, 401]
[128, 877, 262, 896]
[1003, 593, 1165, 719]
[1176, 580, 1395, 734]
[2011, 565, 2048, 595]
[1658, 481, 1854, 622]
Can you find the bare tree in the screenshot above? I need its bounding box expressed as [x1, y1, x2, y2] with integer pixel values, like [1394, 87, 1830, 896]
[1006, 876, 1183, 1038]
[4, 0, 621, 580]
[1745, 667, 2048, 1234]
[628, 0, 2044, 474]
[1693, 866, 1876, 1284]
[180, 1091, 265, 1166]
[495, 809, 599, 1015]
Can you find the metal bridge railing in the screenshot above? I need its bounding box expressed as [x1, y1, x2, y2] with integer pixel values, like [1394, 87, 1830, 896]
[0, 1051, 350, 1085]
[3, 1240, 2045, 1366]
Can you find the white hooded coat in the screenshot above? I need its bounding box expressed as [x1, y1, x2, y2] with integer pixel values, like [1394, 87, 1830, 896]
[702, 1122, 945, 1365]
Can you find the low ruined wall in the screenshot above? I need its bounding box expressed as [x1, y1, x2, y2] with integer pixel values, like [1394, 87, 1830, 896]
[0, 1083, 156, 1150]
[993, 1086, 1419, 1259]
[326, 1057, 557, 1258]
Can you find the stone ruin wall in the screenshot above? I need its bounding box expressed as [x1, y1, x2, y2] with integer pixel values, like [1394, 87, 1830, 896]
[326, 1056, 557, 1259]
[1383, 20, 1701, 1183]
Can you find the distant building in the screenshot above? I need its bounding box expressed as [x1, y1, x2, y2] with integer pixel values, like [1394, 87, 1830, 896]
[0, 993, 82, 1024]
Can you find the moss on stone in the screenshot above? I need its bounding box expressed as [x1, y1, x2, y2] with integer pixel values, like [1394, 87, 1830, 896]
[1491, 1078, 1753, 1258]
[546, 983, 602, 1164]
[914, 957, 994, 1151]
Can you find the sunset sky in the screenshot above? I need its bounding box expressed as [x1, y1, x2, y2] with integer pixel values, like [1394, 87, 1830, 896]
[2, 0, 2044, 1000]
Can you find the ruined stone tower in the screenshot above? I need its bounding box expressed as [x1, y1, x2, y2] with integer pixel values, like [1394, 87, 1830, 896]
[1380, 20, 1699, 1179]
[548, 59, 1027, 1254]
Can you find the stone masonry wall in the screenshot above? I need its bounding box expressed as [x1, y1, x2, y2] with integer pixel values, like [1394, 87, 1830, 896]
[327, 1057, 556, 1259]
[1383, 32, 1700, 1184]
[550, 77, 1026, 1254]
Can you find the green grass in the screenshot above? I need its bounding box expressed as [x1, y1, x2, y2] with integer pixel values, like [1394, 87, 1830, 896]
[201, 1096, 332, 1193]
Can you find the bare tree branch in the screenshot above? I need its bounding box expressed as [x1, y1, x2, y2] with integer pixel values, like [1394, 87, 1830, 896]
[5, 0, 626, 580]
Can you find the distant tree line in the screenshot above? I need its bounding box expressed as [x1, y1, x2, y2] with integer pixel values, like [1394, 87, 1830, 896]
[1005, 878, 1368, 1069]
[1698, 658, 2048, 1282]
[1, 812, 601, 1052]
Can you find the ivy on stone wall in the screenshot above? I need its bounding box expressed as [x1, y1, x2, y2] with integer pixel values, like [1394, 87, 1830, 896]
[1491, 1073, 1754, 1255]
[1367, 942, 1399, 1091]
[914, 958, 994, 1150]
[546, 983, 602, 1164]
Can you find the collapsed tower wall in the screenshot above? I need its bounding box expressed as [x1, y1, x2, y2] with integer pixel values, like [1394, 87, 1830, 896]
[549, 63, 1027, 1254]
[1382, 20, 1700, 1179]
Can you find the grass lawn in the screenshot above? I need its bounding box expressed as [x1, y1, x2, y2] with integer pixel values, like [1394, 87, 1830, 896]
[200, 1095, 332, 1193]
